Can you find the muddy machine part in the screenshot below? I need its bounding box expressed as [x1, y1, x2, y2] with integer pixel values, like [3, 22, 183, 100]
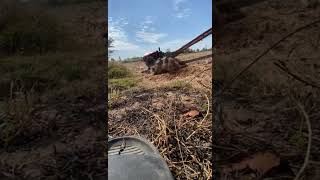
[142, 27, 213, 75]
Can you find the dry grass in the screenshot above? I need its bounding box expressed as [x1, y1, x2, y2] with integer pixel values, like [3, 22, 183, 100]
[213, 1, 320, 179]
[0, 1, 107, 179]
[108, 50, 213, 179]
[0, 83, 38, 147]
[108, 86, 212, 179]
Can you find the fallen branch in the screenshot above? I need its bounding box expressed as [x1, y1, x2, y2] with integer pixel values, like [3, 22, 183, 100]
[221, 18, 320, 93]
[173, 116, 187, 177]
[199, 93, 210, 125]
[274, 61, 320, 89]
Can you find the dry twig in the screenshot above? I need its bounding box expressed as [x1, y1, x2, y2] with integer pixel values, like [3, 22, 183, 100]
[274, 61, 320, 89]
[221, 18, 320, 93]
[292, 97, 312, 180]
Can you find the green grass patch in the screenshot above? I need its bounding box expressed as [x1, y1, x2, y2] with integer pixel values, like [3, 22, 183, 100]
[108, 61, 137, 90]
[108, 62, 131, 79]
[108, 77, 137, 90]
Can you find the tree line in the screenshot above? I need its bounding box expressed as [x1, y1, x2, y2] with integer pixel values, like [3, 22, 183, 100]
[107, 37, 212, 62]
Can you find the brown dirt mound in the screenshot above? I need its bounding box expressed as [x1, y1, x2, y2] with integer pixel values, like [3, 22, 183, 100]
[123, 51, 212, 90]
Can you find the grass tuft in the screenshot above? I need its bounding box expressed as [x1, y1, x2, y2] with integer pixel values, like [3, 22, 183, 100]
[108, 78, 137, 91]
[108, 62, 131, 79]
[166, 80, 192, 90]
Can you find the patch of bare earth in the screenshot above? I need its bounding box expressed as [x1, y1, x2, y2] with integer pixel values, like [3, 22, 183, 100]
[123, 50, 212, 90]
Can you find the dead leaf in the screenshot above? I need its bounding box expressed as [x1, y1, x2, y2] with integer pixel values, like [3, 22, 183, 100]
[222, 152, 281, 176]
[184, 110, 200, 118]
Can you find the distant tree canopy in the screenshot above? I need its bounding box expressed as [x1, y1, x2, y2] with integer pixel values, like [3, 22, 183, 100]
[107, 37, 114, 58]
[184, 48, 194, 53]
[122, 56, 142, 63]
[201, 47, 207, 51]
[179, 47, 211, 54]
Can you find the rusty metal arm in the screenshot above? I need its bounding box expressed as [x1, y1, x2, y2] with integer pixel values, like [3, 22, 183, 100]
[169, 27, 213, 58]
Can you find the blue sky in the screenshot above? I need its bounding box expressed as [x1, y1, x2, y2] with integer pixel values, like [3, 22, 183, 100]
[108, 0, 212, 59]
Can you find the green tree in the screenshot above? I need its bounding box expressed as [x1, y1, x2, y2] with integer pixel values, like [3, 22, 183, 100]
[107, 37, 114, 58]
